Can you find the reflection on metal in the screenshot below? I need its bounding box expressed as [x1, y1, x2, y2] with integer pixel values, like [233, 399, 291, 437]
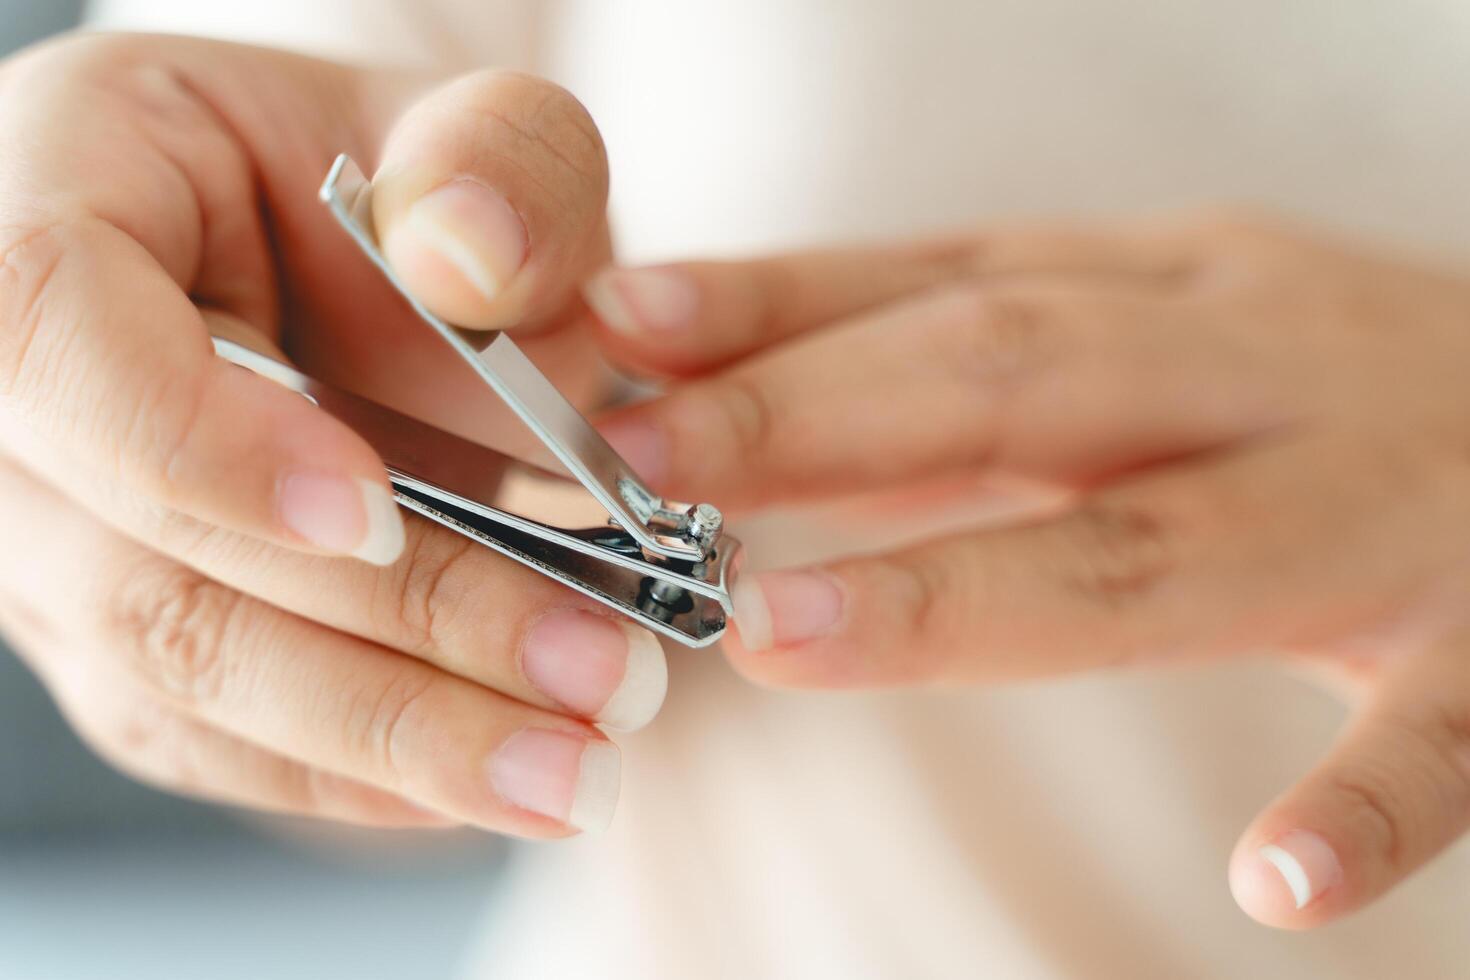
[209, 155, 740, 648]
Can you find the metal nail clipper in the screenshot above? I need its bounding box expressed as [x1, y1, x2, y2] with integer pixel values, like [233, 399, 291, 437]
[212, 154, 739, 648]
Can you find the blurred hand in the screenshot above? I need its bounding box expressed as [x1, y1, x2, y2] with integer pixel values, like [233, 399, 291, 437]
[585, 212, 1470, 924]
[0, 33, 666, 836]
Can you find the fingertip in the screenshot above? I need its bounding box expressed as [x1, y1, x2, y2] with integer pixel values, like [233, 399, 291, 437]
[730, 573, 775, 653]
[569, 740, 621, 834]
[1229, 846, 1301, 927]
[1229, 829, 1344, 928]
[596, 622, 669, 733]
[351, 478, 407, 566]
[488, 728, 620, 835]
[597, 415, 671, 489]
[277, 472, 405, 566]
[722, 569, 852, 688]
[736, 569, 847, 652]
[583, 264, 700, 338]
[169, 354, 406, 563]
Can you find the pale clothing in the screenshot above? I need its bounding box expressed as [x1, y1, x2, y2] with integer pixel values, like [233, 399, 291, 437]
[86, 2, 1470, 977]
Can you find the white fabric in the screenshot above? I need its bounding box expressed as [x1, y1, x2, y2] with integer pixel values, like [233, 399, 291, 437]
[84, 1, 1470, 977]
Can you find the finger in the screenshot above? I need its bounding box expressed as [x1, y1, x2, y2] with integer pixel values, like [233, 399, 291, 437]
[0, 468, 621, 837]
[0, 222, 405, 564]
[1229, 633, 1470, 927]
[583, 223, 1190, 375]
[0, 540, 444, 830]
[720, 433, 1470, 687]
[0, 383, 668, 737]
[109, 570, 623, 837]
[372, 69, 611, 330]
[598, 284, 1279, 510]
[135, 493, 669, 733]
[0, 41, 406, 565]
[47, 672, 456, 830]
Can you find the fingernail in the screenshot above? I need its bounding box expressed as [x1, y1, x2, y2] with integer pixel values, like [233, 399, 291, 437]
[732, 570, 846, 653]
[598, 419, 670, 487]
[488, 729, 620, 833]
[522, 610, 668, 731]
[278, 473, 405, 566]
[583, 266, 699, 335]
[382, 178, 528, 321]
[1238, 831, 1343, 912]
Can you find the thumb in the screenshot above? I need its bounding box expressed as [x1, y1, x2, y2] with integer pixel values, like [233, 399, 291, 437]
[370, 70, 612, 331]
[1229, 635, 1470, 928]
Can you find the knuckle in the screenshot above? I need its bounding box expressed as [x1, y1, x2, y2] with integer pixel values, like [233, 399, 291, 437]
[68, 687, 206, 794]
[1319, 703, 1470, 873]
[385, 527, 478, 656]
[1327, 768, 1406, 868]
[929, 285, 1053, 389]
[116, 360, 210, 509]
[105, 560, 241, 706]
[99, 701, 171, 768]
[882, 552, 954, 655]
[706, 374, 776, 464]
[350, 666, 439, 785]
[1046, 501, 1177, 614]
[0, 220, 70, 400]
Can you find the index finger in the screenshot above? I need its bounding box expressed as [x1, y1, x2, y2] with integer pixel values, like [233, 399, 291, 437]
[0, 37, 407, 563]
[582, 223, 1188, 377]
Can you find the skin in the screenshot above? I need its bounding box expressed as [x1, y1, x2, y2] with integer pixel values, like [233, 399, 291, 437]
[0, 33, 634, 835]
[590, 212, 1470, 928]
[5, 25, 1466, 937]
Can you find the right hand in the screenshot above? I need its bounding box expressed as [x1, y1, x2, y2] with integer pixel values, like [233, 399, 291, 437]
[0, 33, 662, 835]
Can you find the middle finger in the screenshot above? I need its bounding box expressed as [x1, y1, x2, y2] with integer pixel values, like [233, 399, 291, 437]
[116, 482, 670, 734]
[597, 282, 1282, 512]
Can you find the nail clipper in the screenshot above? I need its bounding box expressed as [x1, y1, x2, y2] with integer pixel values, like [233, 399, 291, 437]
[212, 155, 740, 648]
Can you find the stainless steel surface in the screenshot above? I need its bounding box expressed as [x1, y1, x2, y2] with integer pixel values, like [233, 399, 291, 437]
[213, 336, 738, 646]
[303, 155, 742, 645]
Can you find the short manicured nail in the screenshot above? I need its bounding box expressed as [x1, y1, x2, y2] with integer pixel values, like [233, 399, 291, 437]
[732, 569, 846, 652]
[523, 610, 668, 731]
[279, 473, 405, 565]
[489, 729, 620, 833]
[1235, 831, 1343, 914]
[583, 266, 699, 335]
[382, 178, 528, 322]
[599, 419, 670, 487]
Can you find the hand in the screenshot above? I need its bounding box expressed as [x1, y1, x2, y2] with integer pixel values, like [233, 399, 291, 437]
[584, 212, 1470, 923]
[0, 33, 664, 835]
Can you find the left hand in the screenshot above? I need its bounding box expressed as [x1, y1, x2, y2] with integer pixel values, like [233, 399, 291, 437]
[582, 211, 1470, 928]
